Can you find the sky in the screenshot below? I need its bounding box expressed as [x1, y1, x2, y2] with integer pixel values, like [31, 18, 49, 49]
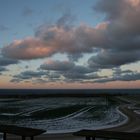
[0, 0, 140, 89]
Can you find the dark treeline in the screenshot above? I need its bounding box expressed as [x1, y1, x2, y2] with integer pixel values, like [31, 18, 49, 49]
[0, 89, 139, 98]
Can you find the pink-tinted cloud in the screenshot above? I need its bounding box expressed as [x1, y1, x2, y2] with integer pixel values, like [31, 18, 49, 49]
[2, 0, 140, 72]
[2, 38, 56, 59]
[2, 23, 107, 60]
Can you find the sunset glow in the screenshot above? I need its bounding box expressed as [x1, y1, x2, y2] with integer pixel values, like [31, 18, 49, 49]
[0, 0, 140, 89]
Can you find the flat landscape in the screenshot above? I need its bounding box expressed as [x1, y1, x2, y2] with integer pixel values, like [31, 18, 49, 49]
[0, 94, 140, 140]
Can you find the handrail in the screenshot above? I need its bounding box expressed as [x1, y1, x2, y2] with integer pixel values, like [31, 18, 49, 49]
[73, 129, 140, 140]
[0, 124, 46, 140]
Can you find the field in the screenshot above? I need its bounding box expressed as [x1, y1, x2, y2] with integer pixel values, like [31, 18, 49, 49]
[0, 96, 127, 133]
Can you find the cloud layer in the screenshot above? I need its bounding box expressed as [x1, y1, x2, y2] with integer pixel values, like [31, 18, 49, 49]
[95, 68, 140, 83]
[2, 0, 140, 69]
[0, 57, 19, 66]
[2, 24, 106, 60]
[89, 0, 140, 69]
[2, 0, 140, 84]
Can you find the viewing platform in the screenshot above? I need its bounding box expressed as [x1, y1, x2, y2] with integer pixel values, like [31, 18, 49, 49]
[73, 129, 140, 140]
[0, 124, 46, 140]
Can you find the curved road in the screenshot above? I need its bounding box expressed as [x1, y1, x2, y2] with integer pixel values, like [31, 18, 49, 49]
[105, 105, 140, 132]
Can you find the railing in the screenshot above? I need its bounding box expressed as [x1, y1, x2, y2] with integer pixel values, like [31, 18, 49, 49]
[0, 124, 46, 140]
[73, 129, 140, 140]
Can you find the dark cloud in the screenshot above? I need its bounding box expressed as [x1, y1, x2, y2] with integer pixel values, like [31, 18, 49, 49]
[95, 69, 140, 83]
[40, 60, 75, 71]
[94, 0, 125, 20]
[40, 60, 100, 82]
[0, 66, 8, 75]
[68, 53, 83, 61]
[10, 59, 108, 83]
[0, 67, 7, 72]
[88, 0, 140, 69]
[97, 0, 140, 52]
[88, 50, 140, 69]
[63, 72, 100, 81]
[40, 60, 94, 73]
[113, 68, 134, 76]
[10, 70, 62, 83]
[70, 65, 94, 74]
[0, 57, 19, 66]
[95, 73, 140, 83]
[117, 73, 140, 81]
[0, 57, 13, 74]
[11, 71, 47, 83]
[25, 65, 29, 69]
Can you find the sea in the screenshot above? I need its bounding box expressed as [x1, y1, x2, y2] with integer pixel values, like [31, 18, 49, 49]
[0, 89, 139, 136]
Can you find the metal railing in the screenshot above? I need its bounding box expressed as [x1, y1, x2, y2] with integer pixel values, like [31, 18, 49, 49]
[73, 129, 140, 140]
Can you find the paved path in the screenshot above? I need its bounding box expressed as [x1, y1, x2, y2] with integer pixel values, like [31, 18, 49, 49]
[106, 105, 140, 132]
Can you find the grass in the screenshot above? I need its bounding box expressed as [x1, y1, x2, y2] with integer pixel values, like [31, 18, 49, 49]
[0, 107, 21, 114]
[88, 106, 108, 120]
[30, 105, 85, 119]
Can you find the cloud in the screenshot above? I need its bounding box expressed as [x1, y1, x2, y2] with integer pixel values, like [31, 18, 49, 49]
[2, 0, 140, 71]
[10, 78, 22, 83]
[40, 60, 100, 82]
[88, 49, 140, 69]
[0, 57, 19, 66]
[95, 73, 140, 83]
[10, 59, 107, 83]
[88, 0, 140, 69]
[11, 70, 47, 83]
[0, 66, 8, 75]
[113, 68, 134, 76]
[62, 65, 96, 81]
[0, 67, 7, 72]
[93, 0, 140, 51]
[32, 78, 48, 84]
[35, 22, 106, 58]
[10, 69, 62, 83]
[40, 60, 75, 71]
[95, 69, 140, 83]
[0, 57, 17, 75]
[40, 60, 94, 74]
[111, 72, 140, 81]
[2, 38, 55, 60]
[70, 65, 94, 74]
[47, 72, 61, 79]
[63, 72, 101, 81]
[56, 12, 76, 28]
[2, 15, 107, 60]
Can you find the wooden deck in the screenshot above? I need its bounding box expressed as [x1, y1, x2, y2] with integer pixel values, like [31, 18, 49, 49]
[0, 124, 46, 140]
[73, 129, 140, 140]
